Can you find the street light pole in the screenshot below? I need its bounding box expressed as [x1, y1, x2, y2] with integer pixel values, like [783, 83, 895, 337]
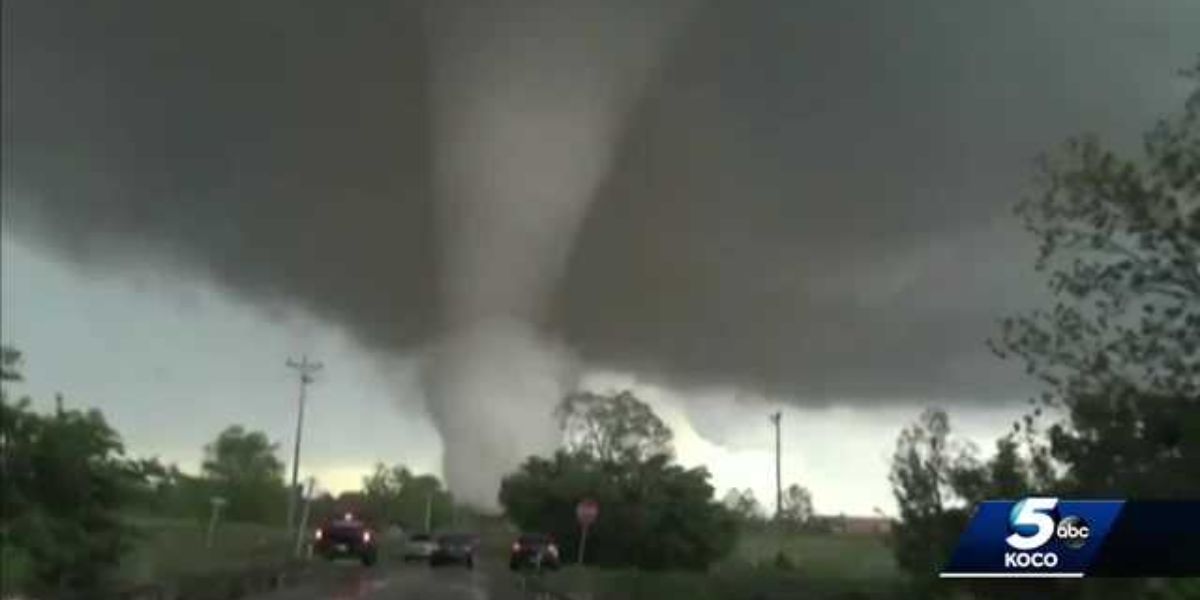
[286, 356, 322, 535]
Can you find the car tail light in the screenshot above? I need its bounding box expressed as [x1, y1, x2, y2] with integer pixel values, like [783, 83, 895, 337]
[362, 530, 372, 543]
[314, 528, 323, 540]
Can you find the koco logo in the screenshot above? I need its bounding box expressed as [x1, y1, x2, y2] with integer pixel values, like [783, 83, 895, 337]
[1003, 497, 1090, 569]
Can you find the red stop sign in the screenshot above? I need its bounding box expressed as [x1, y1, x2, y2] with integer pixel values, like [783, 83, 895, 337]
[576, 499, 599, 526]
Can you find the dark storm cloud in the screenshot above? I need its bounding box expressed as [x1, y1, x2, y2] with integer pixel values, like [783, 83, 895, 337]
[558, 0, 1199, 403]
[4, 1, 1197, 405]
[3, 1, 438, 351]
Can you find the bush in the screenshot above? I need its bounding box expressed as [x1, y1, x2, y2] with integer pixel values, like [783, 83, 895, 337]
[772, 550, 795, 571]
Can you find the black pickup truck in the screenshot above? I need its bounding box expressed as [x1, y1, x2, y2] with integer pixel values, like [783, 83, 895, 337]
[313, 513, 378, 566]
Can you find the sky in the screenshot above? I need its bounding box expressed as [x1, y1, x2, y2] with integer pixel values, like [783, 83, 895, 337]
[0, 235, 444, 495]
[3, 0, 1198, 514]
[1, 233, 1022, 514]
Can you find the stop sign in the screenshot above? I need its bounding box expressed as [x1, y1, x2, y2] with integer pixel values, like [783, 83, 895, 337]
[576, 499, 599, 526]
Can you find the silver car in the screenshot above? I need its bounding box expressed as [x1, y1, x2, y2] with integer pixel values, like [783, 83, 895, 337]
[403, 532, 437, 562]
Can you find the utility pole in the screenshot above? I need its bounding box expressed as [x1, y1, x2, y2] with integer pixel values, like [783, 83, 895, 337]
[770, 411, 782, 519]
[294, 477, 317, 558]
[424, 491, 433, 533]
[285, 355, 322, 535]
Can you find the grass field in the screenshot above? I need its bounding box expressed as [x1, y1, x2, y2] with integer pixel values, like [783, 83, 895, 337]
[118, 516, 295, 587]
[538, 529, 904, 600]
[724, 528, 899, 581]
[3, 516, 298, 597]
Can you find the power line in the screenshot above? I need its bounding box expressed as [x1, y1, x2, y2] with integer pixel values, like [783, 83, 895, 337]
[285, 355, 322, 536]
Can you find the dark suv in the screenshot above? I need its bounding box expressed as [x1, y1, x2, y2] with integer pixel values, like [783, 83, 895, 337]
[509, 533, 560, 571]
[313, 513, 378, 566]
[430, 532, 480, 568]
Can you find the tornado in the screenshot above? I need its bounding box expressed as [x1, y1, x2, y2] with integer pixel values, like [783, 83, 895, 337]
[424, 1, 692, 509]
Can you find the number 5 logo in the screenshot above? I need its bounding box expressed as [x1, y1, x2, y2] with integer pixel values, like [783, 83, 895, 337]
[1006, 497, 1058, 550]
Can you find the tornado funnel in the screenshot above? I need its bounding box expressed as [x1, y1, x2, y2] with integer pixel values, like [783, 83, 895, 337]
[423, 1, 692, 509]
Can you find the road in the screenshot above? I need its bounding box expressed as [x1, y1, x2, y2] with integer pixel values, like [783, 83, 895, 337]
[246, 559, 563, 600]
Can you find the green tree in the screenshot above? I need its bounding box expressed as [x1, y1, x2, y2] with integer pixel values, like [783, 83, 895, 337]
[887, 408, 980, 588]
[126, 456, 176, 514]
[307, 491, 338, 525]
[359, 463, 403, 524]
[778, 484, 814, 527]
[556, 389, 673, 464]
[722, 488, 764, 522]
[500, 450, 737, 570]
[333, 491, 367, 517]
[1, 345, 22, 383]
[889, 413, 1108, 599]
[991, 61, 1199, 500]
[503, 392, 736, 570]
[121, 457, 219, 521]
[359, 463, 453, 531]
[201, 426, 287, 524]
[1, 348, 139, 597]
[952, 435, 1035, 505]
[976, 61, 1200, 600]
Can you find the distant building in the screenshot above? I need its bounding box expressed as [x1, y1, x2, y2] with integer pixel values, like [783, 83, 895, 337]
[818, 514, 892, 536]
